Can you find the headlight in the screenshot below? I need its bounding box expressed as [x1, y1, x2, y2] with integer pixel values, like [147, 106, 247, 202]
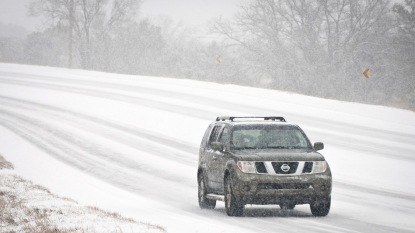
[313, 161, 327, 173]
[237, 161, 256, 173]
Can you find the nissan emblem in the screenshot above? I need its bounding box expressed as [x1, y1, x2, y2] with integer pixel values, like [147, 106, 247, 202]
[281, 164, 290, 172]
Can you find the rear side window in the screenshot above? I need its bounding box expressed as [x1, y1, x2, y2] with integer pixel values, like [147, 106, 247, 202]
[208, 125, 222, 147]
[200, 124, 213, 149]
[218, 127, 229, 145]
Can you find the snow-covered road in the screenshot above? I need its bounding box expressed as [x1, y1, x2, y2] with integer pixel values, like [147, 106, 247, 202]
[1, 63, 415, 233]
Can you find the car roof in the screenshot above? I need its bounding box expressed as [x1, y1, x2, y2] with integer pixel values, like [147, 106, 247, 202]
[214, 116, 297, 127]
[226, 121, 289, 125]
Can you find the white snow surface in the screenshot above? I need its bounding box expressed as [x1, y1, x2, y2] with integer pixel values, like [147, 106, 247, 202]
[1, 63, 415, 233]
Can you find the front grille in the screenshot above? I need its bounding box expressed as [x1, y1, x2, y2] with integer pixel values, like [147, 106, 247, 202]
[271, 162, 298, 174]
[255, 162, 267, 174]
[258, 183, 313, 190]
[302, 162, 313, 173]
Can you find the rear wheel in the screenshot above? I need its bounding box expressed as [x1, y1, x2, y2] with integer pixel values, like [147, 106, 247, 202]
[198, 173, 216, 209]
[310, 196, 331, 216]
[224, 175, 244, 216]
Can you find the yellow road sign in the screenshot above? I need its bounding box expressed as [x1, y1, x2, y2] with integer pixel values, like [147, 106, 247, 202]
[215, 55, 223, 64]
[362, 68, 371, 79]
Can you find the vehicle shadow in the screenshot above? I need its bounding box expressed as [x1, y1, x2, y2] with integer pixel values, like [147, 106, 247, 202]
[213, 206, 313, 218]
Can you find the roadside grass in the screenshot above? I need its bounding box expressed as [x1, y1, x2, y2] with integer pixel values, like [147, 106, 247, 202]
[0, 154, 166, 233]
[0, 154, 13, 169]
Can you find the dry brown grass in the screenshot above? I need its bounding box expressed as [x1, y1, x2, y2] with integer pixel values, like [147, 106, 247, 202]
[86, 206, 135, 223]
[0, 153, 13, 170]
[85, 206, 166, 232]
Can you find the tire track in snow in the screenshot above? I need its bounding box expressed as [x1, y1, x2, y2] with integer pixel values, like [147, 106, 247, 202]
[0, 95, 198, 163]
[0, 77, 217, 120]
[0, 77, 414, 162]
[0, 107, 198, 204]
[1, 72, 414, 145]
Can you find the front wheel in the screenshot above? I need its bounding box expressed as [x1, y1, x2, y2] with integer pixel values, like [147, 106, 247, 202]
[224, 175, 244, 216]
[198, 173, 216, 209]
[310, 196, 331, 216]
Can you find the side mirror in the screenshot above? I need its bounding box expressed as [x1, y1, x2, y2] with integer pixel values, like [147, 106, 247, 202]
[314, 142, 324, 151]
[211, 142, 224, 151]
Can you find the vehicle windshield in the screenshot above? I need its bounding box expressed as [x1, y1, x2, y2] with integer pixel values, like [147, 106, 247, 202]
[231, 125, 311, 150]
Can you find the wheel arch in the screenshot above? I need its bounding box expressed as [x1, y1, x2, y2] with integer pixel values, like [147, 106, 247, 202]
[224, 169, 230, 182]
[223, 160, 237, 184]
[197, 167, 205, 182]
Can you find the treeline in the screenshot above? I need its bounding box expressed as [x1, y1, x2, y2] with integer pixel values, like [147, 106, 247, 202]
[0, 0, 414, 111]
[210, 0, 415, 110]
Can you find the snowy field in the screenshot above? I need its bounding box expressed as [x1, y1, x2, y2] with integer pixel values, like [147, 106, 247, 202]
[0, 63, 415, 233]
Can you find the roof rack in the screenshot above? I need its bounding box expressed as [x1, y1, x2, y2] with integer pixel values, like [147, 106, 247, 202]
[216, 116, 286, 122]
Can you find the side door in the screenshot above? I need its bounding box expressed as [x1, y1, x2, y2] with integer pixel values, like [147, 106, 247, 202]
[205, 124, 223, 190]
[199, 123, 213, 174]
[215, 126, 230, 193]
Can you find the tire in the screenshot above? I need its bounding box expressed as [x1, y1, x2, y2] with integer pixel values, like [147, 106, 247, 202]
[224, 175, 244, 216]
[198, 173, 216, 209]
[280, 203, 296, 210]
[310, 196, 331, 216]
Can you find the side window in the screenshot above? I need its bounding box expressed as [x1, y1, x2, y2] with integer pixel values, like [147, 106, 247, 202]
[208, 125, 222, 147]
[200, 124, 213, 149]
[218, 127, 229, 145]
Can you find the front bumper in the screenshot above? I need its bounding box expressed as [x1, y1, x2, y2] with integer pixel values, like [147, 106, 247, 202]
[230, 168, 332, 205]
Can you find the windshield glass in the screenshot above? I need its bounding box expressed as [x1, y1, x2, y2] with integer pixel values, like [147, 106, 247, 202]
[231, 125, 311, 150]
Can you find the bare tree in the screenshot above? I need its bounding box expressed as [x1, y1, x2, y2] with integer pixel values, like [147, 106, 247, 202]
[210, 0, 394, 98]
[390, 0, 415, 109]
[28, 0, 142, 69]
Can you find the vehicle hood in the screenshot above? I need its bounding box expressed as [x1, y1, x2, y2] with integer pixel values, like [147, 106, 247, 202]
[230, 149, 325, 161]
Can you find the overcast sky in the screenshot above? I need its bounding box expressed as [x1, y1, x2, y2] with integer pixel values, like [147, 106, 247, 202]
[0, 0, 240, 31]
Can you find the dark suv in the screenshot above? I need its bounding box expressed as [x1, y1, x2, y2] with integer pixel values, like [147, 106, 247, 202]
[197, 117, 332, 216]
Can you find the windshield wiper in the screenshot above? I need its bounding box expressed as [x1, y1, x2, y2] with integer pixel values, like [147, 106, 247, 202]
[232, 147, 256, 150]
[266, 146, 290, 149]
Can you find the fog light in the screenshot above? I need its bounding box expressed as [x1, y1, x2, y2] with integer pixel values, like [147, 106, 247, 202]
[320, 185, 326, 191]
[243, 185, 250, 191]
